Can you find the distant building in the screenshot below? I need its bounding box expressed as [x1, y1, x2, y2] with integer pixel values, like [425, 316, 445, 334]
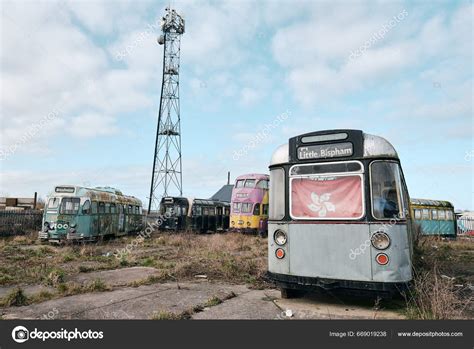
[0, 193, 38, 210]
[210, 184, 234, 203]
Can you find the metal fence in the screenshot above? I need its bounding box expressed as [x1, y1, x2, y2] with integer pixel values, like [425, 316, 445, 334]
[457, 217, 474, 236]
[0, 210, 43, 236]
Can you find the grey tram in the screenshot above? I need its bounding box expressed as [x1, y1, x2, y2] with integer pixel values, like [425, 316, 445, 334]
[267, 130, 414, 297]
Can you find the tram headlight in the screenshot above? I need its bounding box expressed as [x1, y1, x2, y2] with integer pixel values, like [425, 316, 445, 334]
[274, 230, 287, 246]
[70, 223, 77, 228]
[371, 232, 390, 250]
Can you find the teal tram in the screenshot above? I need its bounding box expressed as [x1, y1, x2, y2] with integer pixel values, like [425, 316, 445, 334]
[39, 185, 144, 243]
[410, 198, 456, 238]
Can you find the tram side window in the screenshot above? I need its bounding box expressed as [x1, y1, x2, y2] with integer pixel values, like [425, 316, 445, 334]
[91, 202, 98, 214]
[233, 202, 241, 213]
[224, 207, 230, 215]
[105, 203, 111, 214]
[203, 207, 209, 215]
[241, 203, 252, 213]
[431, 210, 438, 220]
[110, 203, 116, 214]
[139, 206, 143, 215]
[60, 198, 80, 214]
[370, 162, 405, 219]
[269, 168, 285, 220]
[422, 209, 429, 219]
[446, 210, 454, 220]
[256, 180, 269, 190]
[253, 204, 260, 215]
[235, 180, 245, 188]
[438, 209, 446, 220]
[99, 202, 105, 214]
[82, 200, 91, 215]
[414, 209, 421, 220]
[262, 204, 269, 216]
[128, 205, 133, 214]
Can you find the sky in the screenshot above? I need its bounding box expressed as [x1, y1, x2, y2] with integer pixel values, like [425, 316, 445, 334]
[0, 0, 473, 210]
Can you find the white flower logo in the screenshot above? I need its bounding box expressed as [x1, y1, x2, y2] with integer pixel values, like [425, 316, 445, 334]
[307, 192, 336, 217]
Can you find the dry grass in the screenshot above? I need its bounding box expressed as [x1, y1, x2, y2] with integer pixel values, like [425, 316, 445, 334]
[0, 232, 269, 292]
[406, 236, 473, 319]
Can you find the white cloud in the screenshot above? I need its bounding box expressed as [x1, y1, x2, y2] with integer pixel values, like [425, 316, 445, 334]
[68, 113, 119, 138]
[272, 2, 472, 106]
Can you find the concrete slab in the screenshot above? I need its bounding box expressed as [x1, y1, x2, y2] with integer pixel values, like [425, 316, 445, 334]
[0, 284, 56, 299]
[66, 266, 161, 287]
[192, 289, 282, 319]
[274, 293, 405, 319]
[2, 282, 249, 320]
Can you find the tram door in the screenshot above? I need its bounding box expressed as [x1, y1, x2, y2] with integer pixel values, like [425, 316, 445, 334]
[216, 207, 223, 230]
[119, 204, 125, 234]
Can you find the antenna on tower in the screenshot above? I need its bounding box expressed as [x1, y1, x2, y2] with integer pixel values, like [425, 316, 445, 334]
[148, 7, 185, 214]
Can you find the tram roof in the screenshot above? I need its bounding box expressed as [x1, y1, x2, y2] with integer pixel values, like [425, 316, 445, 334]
[410, 198, 454, 208]
[50, 185, 142, 205]
[270, 131, 398, 166]
[235, 173, 269, 181]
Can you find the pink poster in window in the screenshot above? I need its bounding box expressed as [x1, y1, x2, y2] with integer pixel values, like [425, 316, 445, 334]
[291, 176, 363, 219]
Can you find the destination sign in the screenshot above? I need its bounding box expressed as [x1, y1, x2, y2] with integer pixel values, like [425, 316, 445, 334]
[55, 186, 75, 193]
[297, 142, 353, 160]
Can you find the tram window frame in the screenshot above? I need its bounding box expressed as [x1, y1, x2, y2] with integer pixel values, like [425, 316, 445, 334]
[269, 168, 285, 220]
[99, 202, 105, 214]
[253, 204, 260, 215]
[233, 202, 241, 213]
[128, 205, 133, 214]
[82, 200, 91, 215]
[431, 209, 438, 220]
[290, 161, 363, 176]
[422, 209, 429, 219]
[105, 203, 110, 214]
[241, 203, 252, 213]
[193, 205, 202, 216]
[203, 207, 209, 215]
[235, 180, 245, 188]
[244, 179, 256, 188]
[414, 209, 422, 220]
[91, 201, 98, 214]
[110, 203, 116, 214]
[289, 160, 365, 220]
[139, 206, 143, 215]
[369, 161, 406, 220]
[60, 197, 81, 215]
[438, 209, 446, 220]
[208, 207, 215, 216]
[262, 204, 269, 216]
[446, 210, 454, 220]
[256, 180, 269, 189]
[47, 197, 61, 211]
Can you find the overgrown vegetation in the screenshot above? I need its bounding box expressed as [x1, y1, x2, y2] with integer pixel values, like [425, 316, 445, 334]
[405, 235, 473, 319]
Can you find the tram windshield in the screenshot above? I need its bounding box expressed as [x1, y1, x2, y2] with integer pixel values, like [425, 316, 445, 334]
[59, 198, 81, 215]
[370, 161, 405, 219]
[47, 197, 61, 210]
[290, 162, 364, 220]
